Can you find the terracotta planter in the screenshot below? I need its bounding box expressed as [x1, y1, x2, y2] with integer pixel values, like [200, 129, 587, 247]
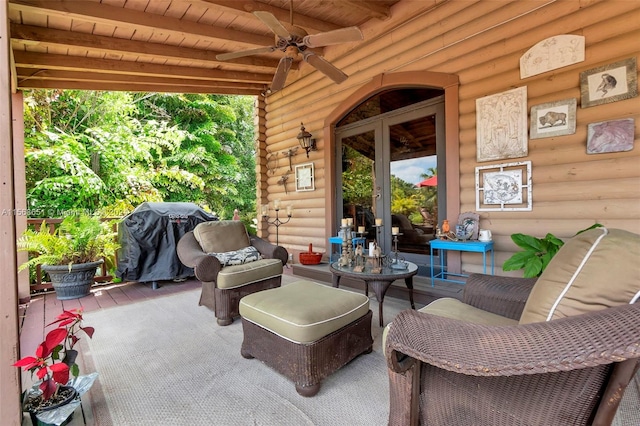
[42, 261, 103, 300]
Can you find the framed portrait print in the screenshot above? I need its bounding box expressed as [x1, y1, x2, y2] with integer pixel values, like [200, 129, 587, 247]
[476, 161, 532, 211]
[580, 57, 638, 108]
[295, 162, 314, 191]
[529, 98, 577, 139]
[476, 86, 528, 162]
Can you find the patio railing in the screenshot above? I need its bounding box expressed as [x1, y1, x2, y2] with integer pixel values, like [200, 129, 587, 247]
[24, 218, 120, 292]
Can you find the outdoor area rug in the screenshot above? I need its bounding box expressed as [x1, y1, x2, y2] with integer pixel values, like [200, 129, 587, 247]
[82, 276, 408, 425]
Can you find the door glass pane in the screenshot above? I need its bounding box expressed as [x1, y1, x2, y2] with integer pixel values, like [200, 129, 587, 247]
[341, 131, 377, 243]
[389, 114, 438, 256]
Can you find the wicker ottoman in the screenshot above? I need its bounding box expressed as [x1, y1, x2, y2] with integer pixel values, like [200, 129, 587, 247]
[239, 280, 373, 397]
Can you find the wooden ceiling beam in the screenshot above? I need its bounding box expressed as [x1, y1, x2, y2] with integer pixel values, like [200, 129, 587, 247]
[10, 23, 282, 70]
[196, 0, 342, 33]
[15, 68, 267, 90]
[9, 0, 274, 47]
[340, 0, 392, 20]
[13, 52, 274, 83]
[16, 79, 262, 95]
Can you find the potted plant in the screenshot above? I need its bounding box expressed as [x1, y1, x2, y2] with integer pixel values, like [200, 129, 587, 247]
[13, 309, 94, 425]
[502, 223, 602, 278]
[17, 214, 120, 299]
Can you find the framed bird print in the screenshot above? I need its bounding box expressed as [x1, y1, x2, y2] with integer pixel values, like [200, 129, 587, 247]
[580, 57, 637, 108]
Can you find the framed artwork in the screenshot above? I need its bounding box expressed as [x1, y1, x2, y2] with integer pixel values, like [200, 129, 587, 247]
[476, 161, 532, 211]
[520, 35, 585, 79]
[587, 118, 635, 154]
[456, 212, 480, 240]
[476, 86, 528, 162]
[580, 57, 638, 108]
[529, 98, 577, 139]
[295, 162, 314, 191]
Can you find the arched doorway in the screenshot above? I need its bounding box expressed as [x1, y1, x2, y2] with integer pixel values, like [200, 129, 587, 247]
[324, 71, 460, 274]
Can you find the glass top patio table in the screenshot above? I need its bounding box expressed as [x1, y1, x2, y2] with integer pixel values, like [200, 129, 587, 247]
[329, 261, 418, 326]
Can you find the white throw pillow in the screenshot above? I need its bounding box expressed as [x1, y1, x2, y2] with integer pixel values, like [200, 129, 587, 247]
[208, 246, 261, 266]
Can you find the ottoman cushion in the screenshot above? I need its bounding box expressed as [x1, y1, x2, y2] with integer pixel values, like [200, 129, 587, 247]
[217, 258, 283, 289]
[239, 280, 370, 343]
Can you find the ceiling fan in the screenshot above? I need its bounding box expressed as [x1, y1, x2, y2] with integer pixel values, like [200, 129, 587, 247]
[216, 11, 363, 92]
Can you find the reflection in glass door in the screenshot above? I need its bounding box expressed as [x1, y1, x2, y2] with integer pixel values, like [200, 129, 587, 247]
[336, 97, 445, 266]
[389, 114, 438, 261]
[337, 124, 380, 245]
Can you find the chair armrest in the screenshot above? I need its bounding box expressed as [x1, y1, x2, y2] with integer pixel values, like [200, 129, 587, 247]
[176, 231, 221, 282]
[386, 303, 640, 377]
[250, 236, 288, 265]
[462, 273, 538, 320]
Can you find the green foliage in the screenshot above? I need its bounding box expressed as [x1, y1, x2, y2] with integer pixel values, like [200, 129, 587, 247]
[22, 90, 257, 219]
[342, 146, 374, 207]
[391, 175, 422, 216]
[502, 223, 603, 278]
[17, 214, 120, 269]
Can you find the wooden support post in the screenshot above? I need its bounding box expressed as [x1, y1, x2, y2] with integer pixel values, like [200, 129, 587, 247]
[0, 0, 24, 423]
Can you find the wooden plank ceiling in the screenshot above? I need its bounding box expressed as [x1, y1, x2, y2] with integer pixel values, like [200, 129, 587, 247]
[8, 0, 400, 96]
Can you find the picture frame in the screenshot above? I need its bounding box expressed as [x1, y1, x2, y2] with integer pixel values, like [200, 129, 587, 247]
[476, 161, 532, 211]
[580, 57, 638, 108]
[456, 212, 480, 240]
[587, 118, 635, 154]
[476, 86, 528, 162]
[295, 162, 315, 192]
[529, 98, 577, 139]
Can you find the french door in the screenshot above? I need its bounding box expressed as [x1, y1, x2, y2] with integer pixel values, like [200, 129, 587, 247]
[335, 97, 445, 265]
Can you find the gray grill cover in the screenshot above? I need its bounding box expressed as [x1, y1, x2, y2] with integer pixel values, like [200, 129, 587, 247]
[116, 202, 217, 282]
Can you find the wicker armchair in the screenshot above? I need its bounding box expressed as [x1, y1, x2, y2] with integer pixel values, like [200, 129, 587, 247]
[385, 228, 640, 425]
[177, 220, 288, 326]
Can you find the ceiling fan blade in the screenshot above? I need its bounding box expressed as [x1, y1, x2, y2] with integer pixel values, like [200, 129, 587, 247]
[302, 27, 363, 48]
[253, 11, 291, 39]
[216, 46, 277, 61]
[271, 56, 294, 92]
[303, 52, 348, 84]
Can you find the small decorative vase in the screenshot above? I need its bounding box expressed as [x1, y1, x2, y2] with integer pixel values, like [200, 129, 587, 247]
[442, 220, 450, 233]
[62, 349, 78, 367]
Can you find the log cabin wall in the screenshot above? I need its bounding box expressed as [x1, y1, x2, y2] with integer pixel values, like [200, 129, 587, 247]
[258, 0, 640, 276]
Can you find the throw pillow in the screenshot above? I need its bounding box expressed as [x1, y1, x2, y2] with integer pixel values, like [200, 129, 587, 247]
[193, 220, 250, 253]
[519, 227, 640, 324]
[209, 246, 261, 266]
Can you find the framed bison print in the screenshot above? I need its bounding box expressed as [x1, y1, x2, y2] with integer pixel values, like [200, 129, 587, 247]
[529, 98, 577, 139]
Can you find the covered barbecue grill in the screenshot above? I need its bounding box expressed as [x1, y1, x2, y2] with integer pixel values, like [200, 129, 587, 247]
[116, 202, 217, 289]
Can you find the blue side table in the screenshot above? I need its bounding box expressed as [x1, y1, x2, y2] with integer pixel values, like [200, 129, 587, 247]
[328, 236, 366, 263]
[430, 239, 494, 286]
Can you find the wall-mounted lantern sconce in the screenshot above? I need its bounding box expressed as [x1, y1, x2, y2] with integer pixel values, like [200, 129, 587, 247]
[296, 122, 317, 158]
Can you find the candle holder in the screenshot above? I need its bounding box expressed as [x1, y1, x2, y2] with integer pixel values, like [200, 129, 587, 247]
[372, 223, 383, 248]
[339, 225, 353, 267]
[262, 205, 292, 246]
[390, 233, 408, 269]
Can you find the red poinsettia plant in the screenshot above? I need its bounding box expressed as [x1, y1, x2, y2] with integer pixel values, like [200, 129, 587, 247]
[13, 309, 94, 402]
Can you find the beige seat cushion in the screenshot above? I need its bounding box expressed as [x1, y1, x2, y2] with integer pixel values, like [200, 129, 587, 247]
[382, 298, 517, 355]
[217, 258, 283, 289]
[520, 227, 640, 324]
[193, 220, 250, 254]
[239, 280, 370, 344]
[417, 298, 518, 326]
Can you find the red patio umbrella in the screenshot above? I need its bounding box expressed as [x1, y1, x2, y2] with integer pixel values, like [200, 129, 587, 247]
[415, 175, 438, 187]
